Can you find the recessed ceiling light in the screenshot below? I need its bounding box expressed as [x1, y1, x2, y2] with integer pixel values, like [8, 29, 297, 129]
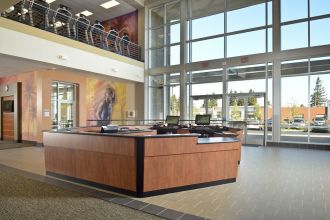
[75, 10, 93, 17]
[46, 0, 56, 3]
[100, 0, 120, 9]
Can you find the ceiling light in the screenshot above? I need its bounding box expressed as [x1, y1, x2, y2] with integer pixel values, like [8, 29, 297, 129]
[100, 0, 120, 9]
[75, 10, 93, 17]
[46, 0, 56, 3]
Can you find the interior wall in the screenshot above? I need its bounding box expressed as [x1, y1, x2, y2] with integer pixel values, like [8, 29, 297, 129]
[0, 69, 144, 143]
[102, 10, 139, 44]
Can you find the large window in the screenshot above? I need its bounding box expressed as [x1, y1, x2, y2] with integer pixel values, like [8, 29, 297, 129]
[149, 73, 181, 119]
[281, 58, 330, 144]
[281, 0, 330, 50]
[149, 2, 181, 68]
[187, 69, 223, 120]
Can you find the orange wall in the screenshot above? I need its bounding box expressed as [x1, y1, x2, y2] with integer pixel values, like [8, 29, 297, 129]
[0, 69, 142, 143]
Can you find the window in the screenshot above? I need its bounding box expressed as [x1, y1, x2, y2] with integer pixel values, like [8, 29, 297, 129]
[51, 82, 77, 129]
[310, 18, 330, 47]
[191, 13, 224, 40]
[227, 3, 266, 32]
[227, 30, 266, 57]
[281, 22, 308, 50]
[281, 0, 308, 22]
[190, 37, 224, 62]
[150, 7, 164, 28]
[310, 0, 330, 17]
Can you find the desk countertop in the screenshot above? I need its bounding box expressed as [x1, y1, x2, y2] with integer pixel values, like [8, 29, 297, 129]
[198, 137, 240, 144]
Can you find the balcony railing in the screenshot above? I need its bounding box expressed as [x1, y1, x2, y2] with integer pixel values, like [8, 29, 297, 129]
[1, 0, 143, 62]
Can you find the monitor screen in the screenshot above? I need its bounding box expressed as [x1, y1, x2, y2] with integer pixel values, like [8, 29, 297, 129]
[165, 116, 180, 126]
[195, 114, 211, 125]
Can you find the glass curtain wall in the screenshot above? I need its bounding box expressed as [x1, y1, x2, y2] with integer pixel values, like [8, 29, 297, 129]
[186, 0, 272, 62]
[147, 0, 330, 145]
[187, 69, 224, 120]
[281, 0, 330, 50]
[149, 73, 181, 120]
[281, 57, 330, 144]
[149, 1, 181, 68]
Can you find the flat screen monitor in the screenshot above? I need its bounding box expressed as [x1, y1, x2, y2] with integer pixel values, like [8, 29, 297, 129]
[2, 100, 14, 112]
[195, 114, 211, 126]
[165, 116, 180, 126]
[101, 125, 119, 133]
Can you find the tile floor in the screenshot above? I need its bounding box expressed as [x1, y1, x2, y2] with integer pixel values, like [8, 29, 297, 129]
[0, 146, 330, 220]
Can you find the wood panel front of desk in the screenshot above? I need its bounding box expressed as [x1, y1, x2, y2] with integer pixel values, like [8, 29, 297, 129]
[44, 132, 137, 192]
[143, 137, 240, 192]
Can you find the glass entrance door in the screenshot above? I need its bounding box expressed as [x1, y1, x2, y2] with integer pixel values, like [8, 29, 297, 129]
[51, 82, 77, 129]
[228, 93, 266, 146]
[191, 94, 223, 122]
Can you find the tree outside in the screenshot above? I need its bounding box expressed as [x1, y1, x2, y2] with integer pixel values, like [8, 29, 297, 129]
[169, 95, 180, 115]
[310, 77, 327, 107]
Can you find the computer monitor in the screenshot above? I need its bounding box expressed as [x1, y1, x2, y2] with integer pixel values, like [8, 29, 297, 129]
[100, 125, 119, 133]
[165, 116, 180, 126]
[195, 114, 211, 126]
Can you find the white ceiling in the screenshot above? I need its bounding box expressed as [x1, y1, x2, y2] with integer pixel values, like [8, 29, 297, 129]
[49, 0, 141, 22]
[0, 54, 57, 77]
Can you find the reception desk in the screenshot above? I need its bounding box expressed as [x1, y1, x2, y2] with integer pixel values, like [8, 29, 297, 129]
[43, 129, 241, 197]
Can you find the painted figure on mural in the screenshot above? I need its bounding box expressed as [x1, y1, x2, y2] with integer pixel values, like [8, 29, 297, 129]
[96, 87, 116, 124]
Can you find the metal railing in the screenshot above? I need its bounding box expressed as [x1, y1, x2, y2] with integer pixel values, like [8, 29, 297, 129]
[1, 0, 143, 62]
[86, 119, 247, 128]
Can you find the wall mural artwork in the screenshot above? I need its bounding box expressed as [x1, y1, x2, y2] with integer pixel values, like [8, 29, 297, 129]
[18, 72, 38, 141]
[102, 10, 138, 44]
[86, 78, 127, 124]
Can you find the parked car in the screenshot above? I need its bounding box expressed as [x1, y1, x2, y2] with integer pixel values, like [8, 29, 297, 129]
[247, 119, 263, 130]
[311, 117, 329, 132]
[291, 118, 306, 129]
[312, 117, 326, 126]
[267, 118, 272, 131]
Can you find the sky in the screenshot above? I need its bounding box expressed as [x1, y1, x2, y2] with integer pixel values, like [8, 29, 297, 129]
[164, 0, 330, 109]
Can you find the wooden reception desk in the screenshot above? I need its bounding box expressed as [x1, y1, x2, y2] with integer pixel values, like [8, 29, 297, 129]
[43, 129, 241, 197]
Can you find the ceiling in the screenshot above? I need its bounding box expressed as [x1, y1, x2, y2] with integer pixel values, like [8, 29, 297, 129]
[0, 54, 57, 77]
[49, 0, 142, 22]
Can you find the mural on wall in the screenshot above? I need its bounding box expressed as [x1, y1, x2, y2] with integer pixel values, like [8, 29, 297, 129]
[18, 72, 38, 141]
[0, 75, 17, 85]
[102, 10, 138, 44]
[86, 78, 127, 124]
[0, 73, 38, 141]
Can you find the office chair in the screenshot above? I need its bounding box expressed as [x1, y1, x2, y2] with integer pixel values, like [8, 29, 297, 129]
[120, 33, 131, 57]
[90, 21, 106, 48]
[106, 28, 119, 52]
[28, 0, 50, 30]
[73, 15, 90, 44]
[52, 5, 72, 37]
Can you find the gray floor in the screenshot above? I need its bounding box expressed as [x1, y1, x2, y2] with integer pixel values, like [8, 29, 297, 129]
[139, 146, 330, 220]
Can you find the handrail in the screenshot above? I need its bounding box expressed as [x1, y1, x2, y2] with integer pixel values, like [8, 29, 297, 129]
[1, 0, 143, 62]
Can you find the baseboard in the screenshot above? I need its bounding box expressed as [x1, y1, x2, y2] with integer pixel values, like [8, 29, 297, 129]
[21, 140, 44, 147]
[267, 141, 330, 151]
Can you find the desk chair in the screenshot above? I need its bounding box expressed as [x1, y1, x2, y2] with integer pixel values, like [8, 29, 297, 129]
[28, 0, 50, 30]
[90, 22, 105, 48]
[120, 34, 131, 57]
[73, 16, 90, 44]
[52, 7, 72, 37]
[106, 29, 119, 52]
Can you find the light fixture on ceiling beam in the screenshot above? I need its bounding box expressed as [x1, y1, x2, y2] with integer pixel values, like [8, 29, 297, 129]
[46, 0, 56, 3]
[75, 10, 93, 17]
[100, 0, 120, 9]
